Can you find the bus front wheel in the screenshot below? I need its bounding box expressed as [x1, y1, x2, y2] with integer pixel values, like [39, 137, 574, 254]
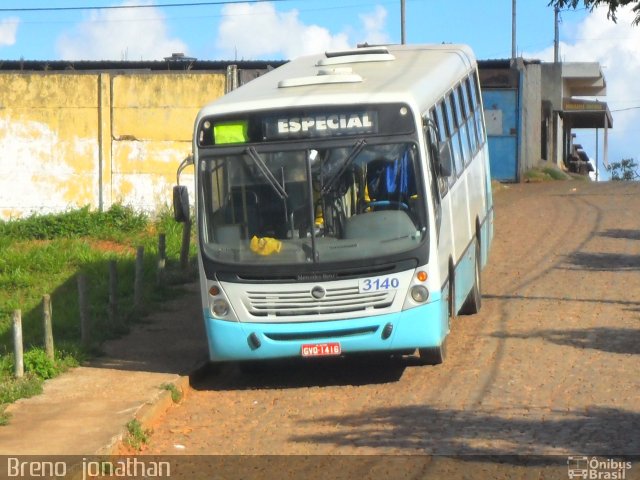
[418, 338, 447, 365]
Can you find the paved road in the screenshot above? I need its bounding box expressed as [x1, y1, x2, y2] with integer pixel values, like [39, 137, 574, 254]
[134, 181, 640, 479]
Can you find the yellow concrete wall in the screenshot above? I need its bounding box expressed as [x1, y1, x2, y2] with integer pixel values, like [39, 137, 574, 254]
[0, 74, 100, 219]
[0, 71, 225, 219]
[109, 73, 224, 211]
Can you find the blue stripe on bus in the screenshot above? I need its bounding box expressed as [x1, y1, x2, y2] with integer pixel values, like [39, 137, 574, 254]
[203, 295, 448, 362]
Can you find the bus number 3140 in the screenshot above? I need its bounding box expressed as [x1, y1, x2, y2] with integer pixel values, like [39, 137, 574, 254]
[359, 276, 400, 292]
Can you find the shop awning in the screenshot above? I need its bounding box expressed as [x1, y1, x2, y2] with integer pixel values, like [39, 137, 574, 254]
[562, 98, 613, 129]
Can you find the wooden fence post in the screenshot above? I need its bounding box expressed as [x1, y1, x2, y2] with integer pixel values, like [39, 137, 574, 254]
[134, 246, 144, 309]
[180, 220, 191, 272]
[108, 260, 118, 326]
[43, 294, 54, 360]
[13, 310, 24, 378]
[157, 233, 166, 286]
[78, 274, 90, 348]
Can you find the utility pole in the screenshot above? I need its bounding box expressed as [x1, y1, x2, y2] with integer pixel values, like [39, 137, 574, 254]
[401, 0, 406, 44]
[595, 128, 599, 181]
[511, 0, 517, 59]
[554, 7, 560, 62]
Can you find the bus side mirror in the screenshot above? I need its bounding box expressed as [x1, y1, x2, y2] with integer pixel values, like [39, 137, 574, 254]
[439, 157, 452, 177]
[173, 185, 190, 223]
[425, 119, 451, 178]
[438, 143, 453, 177]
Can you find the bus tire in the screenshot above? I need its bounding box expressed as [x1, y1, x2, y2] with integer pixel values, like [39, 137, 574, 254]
[418, 337, 447, 365]
[460, 238, 482, 315]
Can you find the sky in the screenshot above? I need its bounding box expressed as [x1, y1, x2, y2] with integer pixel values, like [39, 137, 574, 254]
[1, 0, 639, 180]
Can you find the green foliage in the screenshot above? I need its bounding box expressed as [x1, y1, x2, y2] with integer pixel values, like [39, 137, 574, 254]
[0, 204, 196, 420]
[160, 382, 183, 403]
[606, 158, 639, 181]
[125, 419, 151, 450]
[524, 166, 570, 182]
[0, 407, 10, 426]
[0, 204, 147, 241]
[0, 373, 43, 405]
[24, 348, 57, 380]
[542, 167, 570, 180]
[548, 0, 640, 25]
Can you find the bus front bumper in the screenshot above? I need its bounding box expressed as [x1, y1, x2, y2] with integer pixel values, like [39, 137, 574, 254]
[203, 299, 448, 362]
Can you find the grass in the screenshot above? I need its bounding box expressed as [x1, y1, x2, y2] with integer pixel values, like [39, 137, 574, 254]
[125, 419, 151, 451]
[523, 165, 572, 182]
[0, 205, 196, 421]
[160, 382, 183, 403]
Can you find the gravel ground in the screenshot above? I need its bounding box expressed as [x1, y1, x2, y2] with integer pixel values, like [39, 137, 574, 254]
[132, 181, 640, 479]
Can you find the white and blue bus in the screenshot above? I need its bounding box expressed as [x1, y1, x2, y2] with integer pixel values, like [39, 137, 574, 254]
[174, 44, 493, 365]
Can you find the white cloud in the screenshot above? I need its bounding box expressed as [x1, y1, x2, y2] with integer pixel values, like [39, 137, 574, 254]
[357, 5, 390, 46]
[215, 2, 389, 60]
[56, 1, 187, 60]
[525, 5, 640, 164]
[0, 17, 19, 47]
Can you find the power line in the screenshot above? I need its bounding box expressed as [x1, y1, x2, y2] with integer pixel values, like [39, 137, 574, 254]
[612, 106, 640, 113]
[0, 0, 296, 13]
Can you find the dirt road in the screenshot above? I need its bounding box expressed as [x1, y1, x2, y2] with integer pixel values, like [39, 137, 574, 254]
[135, 181, 640, 478]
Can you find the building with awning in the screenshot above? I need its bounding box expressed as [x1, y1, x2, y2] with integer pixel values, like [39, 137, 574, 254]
[478, 59, 611, 182]
[542, 62, 612, 179]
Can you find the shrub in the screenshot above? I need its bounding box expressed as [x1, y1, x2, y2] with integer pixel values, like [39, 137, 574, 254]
[24, 348, 58, 380]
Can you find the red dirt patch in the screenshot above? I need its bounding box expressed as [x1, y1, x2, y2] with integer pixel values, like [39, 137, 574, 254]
[88, 239, 136, 255]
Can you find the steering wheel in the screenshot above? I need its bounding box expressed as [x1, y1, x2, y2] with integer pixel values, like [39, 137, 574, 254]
[365, 200, 409, 211]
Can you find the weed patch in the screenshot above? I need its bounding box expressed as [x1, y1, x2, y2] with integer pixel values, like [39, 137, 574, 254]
[160, 382, 183, 403]
[125, 419, 151, 451]
[0, 373, 43, 405]
[0, 407, 10, 426]
[524, 166, 571, 182]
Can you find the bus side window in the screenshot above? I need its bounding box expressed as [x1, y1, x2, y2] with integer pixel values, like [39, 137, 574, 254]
[445, 95, 464, 178]
[464, 77, 479, 152]
[453, 86, 472, 166]
[469, 73, 485, 145]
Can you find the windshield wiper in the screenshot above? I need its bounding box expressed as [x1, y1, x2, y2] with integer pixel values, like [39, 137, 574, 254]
[246, 146, 288, 200]
[320, 139, 366, 195]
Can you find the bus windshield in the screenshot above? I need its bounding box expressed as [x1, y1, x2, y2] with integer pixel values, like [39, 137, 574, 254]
[200, 140, 427, 266]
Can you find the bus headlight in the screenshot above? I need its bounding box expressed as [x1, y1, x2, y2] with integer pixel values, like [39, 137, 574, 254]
[212, 299, 230, 317]
[410, 285, 429, 303]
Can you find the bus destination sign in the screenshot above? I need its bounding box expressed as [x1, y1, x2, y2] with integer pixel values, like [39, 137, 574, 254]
[199, 104, 414, 147]
[264, 111, 378, 140]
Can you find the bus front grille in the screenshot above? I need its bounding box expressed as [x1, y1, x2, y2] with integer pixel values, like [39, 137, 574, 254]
[264, 326, 379, 341]
[244, 286, 395, 317]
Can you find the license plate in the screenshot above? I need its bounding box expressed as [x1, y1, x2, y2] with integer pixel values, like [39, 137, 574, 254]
[301, 342, 342, 357]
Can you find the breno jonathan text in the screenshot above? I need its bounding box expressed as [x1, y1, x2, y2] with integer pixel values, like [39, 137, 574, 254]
[7, 457, 171, 479]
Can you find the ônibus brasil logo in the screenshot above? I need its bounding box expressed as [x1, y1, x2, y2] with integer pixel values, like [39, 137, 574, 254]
[567, 456, 632, 479]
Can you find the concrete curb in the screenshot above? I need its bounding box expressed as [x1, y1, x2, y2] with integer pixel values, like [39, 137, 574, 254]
[99, 375, 192, 455]
[98, 358, 215, 455]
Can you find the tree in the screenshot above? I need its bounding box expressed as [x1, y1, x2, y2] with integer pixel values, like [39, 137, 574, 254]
[548, 0, 640, 25]
[606, 158, 640, 180]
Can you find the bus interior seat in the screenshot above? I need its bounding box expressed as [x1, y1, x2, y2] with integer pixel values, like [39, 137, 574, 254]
[214, 224, 243, 244]
[365, 151, 415, 209]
